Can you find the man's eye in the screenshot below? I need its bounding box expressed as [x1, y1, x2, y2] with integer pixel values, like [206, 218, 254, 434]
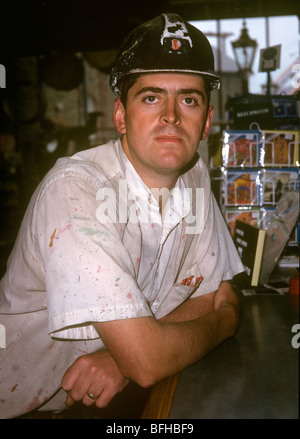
[144, 95, 158, 103]
[183, 97, 197, 105]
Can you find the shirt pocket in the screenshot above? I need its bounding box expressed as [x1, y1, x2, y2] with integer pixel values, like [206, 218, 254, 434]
[153, 275, 203, 319]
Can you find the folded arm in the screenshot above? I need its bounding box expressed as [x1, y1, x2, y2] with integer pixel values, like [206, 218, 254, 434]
[62, 281, 239, 406]
[96, 281, 239, 387]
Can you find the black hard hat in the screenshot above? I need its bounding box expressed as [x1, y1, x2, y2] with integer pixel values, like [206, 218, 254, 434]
[110, 13, 220, 96]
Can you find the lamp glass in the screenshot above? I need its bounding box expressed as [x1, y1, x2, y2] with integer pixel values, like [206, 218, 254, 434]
[231, 23, 257, 72]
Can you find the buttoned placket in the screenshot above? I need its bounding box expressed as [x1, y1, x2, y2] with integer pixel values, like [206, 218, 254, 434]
[120, 144, 192, 306]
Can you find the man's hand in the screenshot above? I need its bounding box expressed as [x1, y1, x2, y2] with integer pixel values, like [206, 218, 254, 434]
[61, 349, 129, 408]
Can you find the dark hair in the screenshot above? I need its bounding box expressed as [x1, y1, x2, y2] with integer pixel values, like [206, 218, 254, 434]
[118, 74, 141, 107]
[118, 73, 212, 108]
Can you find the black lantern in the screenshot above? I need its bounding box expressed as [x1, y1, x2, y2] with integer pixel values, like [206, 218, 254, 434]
[231, 20, 257, 95]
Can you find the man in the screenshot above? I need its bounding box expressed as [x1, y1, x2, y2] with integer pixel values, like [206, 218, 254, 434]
[0, 13, 244, 418]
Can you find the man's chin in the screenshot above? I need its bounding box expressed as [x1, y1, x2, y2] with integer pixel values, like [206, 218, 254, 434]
[155, 151, 197, 174]
[155, 160, 190, 176]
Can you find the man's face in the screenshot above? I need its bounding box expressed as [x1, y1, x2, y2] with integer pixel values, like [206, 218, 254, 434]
[113, 73, 214, 186]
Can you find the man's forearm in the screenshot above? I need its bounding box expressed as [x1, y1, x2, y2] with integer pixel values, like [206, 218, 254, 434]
[160, 291, 215, 323]
[156, 294, 239, 382]
[95, 282, 240, 387]
[160, 281, 239, 324]
[147, 306, 234, 382]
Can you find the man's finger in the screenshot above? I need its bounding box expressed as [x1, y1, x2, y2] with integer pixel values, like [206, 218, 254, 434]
[64, 391, 76, 407]
[61, 358, 84, 391]
[95, 387, 113, 409]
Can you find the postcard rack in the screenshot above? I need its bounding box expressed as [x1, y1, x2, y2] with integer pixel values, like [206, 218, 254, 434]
[221, 128, 299, 250]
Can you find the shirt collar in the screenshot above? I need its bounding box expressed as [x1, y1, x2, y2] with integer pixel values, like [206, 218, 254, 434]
[118, 141, 191, 230]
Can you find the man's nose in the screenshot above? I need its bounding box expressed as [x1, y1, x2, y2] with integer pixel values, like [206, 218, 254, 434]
[160, 98, 181, 125]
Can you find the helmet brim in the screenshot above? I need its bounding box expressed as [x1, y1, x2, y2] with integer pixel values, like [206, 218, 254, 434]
[111, 69, 220, 97]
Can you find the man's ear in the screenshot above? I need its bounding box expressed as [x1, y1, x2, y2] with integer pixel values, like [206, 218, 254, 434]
[201, 105, 214, 140]
[113, 98, 126, 134]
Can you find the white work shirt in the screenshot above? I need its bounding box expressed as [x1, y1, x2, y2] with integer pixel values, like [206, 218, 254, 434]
[0, 139, 244, 418]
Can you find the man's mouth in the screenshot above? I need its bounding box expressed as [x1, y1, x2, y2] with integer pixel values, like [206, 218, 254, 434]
[154, 135, 182, 143]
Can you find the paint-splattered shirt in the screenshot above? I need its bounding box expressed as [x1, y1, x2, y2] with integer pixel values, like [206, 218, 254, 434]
[0, 139, 244, 418]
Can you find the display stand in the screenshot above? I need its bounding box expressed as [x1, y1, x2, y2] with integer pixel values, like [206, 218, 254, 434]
[210, 93, 300, 285]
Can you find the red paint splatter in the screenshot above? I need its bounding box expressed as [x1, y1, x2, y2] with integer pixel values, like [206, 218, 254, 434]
[52, 365, 56, 372]
[127, 293, 132, 299]
[26, 389, 43, 412]
[60, 224, 72, 234]
[27, 396, 41, 412]
[77, 348, 88, 355]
